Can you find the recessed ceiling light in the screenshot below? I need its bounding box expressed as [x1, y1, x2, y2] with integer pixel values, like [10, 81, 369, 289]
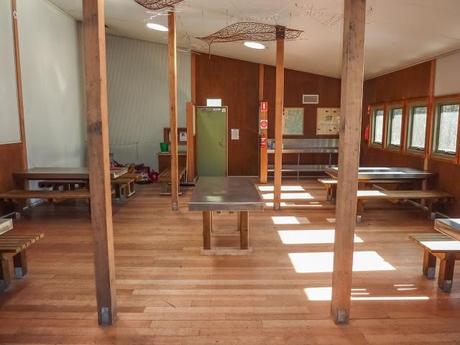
[244, 41, 266, 50]
[146, 23, 168, 32]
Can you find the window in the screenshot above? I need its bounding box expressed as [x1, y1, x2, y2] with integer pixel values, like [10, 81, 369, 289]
[372, 108, 384, 145]
[434, 103, 459, 155]
[408, 105, 427, 151]
[388, 107, 403, 147]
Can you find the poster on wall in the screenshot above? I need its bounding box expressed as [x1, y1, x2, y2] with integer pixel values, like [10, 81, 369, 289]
[316, 108, 340, 135]
[283, 108, 304, 135]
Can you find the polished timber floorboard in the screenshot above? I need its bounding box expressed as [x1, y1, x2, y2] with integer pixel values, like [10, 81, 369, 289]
[1, 181, 460, 345]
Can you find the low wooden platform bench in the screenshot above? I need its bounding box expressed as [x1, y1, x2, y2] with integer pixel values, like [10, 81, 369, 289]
[112, 177, 136, 199]
[409, 232, 460, 292]
[0, 189, 90, 213]
[318, 178, 337, 201]
[356, 190, 453, 220]
[158, 167, 186, 195]
[0, 233, 44, 291]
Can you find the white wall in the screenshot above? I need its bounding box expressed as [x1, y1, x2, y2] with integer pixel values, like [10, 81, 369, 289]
[17, 0, 85, 168]
[435, 50, 460, 96]
[0, 0, 21, 144]
[106, 35, 191, 171]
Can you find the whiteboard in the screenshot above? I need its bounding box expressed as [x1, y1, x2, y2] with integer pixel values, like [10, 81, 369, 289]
[0, 0, 21, 144]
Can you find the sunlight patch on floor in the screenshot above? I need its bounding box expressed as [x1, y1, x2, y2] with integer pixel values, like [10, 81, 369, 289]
[258, 185, 306, 192]
[278, 229, 363, 244]
[262, 192, 314, 200]
[288, 251, 395, 273]
[272, 216, 310, 225]
[304, 287, 429, 301]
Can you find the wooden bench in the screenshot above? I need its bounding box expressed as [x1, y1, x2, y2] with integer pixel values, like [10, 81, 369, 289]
[356, 189, 453, 220]
[409, 232, 460, 292]
[112, 177, 136, 199]
[0, 233, 44, 291]
[0, 189, 90, 213]
[318, 178, 337, 201]
[38, 180, 87, 191]
[122, 172, 143, 182]
[158, 167, 186, 195]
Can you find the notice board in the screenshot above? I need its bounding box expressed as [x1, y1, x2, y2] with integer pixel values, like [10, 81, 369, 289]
[316, 108, 340, 135]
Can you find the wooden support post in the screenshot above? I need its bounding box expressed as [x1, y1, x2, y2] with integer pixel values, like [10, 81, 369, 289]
[11, 0, 27, 169]
[423, 60, 436, 190]
[168, 10, 179, 211]
[259, 64, 268, 184]
[273, 26, 285, 210]
[82, 0, 117, 326]
[186, 102, 196, 182]
[331, 0, 366, 325]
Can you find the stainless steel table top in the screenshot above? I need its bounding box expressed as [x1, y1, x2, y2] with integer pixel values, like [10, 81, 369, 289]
[189, 177, 264, 211]
[325, 166, 433, 180]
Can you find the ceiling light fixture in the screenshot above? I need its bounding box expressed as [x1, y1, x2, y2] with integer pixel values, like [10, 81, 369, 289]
[146, 23, 168, 32]
[244, 41, 266, 50]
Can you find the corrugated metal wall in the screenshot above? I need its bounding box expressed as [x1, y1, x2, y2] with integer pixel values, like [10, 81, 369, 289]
[106, 34, 191, 171]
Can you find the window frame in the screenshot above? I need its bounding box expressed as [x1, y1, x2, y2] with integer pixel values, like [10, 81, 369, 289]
[431, 97, 460, 163]
[406, 101, 428, 155]
[386, 103, 404, 151]
[369, 105, 385, 149]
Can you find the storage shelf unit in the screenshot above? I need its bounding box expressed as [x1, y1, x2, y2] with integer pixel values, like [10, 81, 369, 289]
[267, 138, 339, 179]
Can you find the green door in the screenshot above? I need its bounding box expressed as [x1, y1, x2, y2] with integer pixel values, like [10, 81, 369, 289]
[196, 107, 227, 176]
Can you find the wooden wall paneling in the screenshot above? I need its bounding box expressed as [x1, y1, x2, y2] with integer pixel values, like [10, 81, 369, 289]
[273, 26, 285, 210]
[331, 0, 366, 325]
[195, 54, 259, 176]
[186, 102, 196, 182]
[259, 64, 268, 183]
[168, 10, 179, 210]
[82, 0, 117, 326]
[11, 0, 27, 168]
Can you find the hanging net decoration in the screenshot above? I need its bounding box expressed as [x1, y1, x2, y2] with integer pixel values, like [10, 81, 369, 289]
[134, 0, 184, 11]
[196, 22, 303, 46]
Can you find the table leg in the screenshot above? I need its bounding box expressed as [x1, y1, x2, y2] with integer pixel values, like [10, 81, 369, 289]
[239, 211, 249, 250]
[203, 211, 212, 250]
[422, 250, 436, 279]
[13, 251, 28, 278]
[0, 255, 13, 292]
[438, 254, 455, 292]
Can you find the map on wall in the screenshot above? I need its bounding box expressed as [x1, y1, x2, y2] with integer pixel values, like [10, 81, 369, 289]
[316, 108, 340, 135]
[283, 108, 304, 135]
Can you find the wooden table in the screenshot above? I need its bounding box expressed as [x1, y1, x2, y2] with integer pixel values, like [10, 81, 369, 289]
[13, 167, 128, 188]
[188, 177, 264, 254]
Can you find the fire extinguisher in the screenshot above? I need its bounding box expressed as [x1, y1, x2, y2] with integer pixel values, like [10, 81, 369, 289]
[364, 125, 370, 142]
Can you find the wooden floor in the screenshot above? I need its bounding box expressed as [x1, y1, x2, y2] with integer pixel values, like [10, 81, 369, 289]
[1, 180, 460, 344]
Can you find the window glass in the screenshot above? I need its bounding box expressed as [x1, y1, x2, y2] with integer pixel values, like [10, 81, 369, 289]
[372, 109, 384, 144]
[436, 104, 459, 154]
[389, 108, 403, 146]
[409, 106, 427, 150]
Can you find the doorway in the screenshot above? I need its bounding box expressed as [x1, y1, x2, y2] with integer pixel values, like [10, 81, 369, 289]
[196, 106, 228, 176]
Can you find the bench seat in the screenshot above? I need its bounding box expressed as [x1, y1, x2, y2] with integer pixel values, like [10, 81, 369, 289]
[0, 189, 90, 201]
[318, 178, 337, 201]
[357, 189, 453, 220]
[0, 233, 44, 291]
[409, 232, 460, 292]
